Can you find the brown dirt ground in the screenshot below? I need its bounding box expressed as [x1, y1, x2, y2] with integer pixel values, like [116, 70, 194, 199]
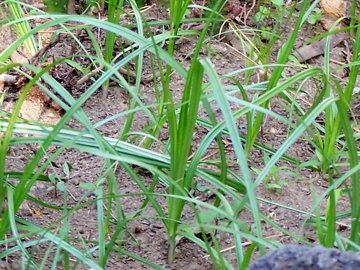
[1, 1, 357, 269]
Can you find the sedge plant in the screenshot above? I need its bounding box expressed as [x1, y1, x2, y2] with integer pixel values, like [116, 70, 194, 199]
[102, 0, 125, 92]
[317, 0, 360, 173]
[306, 0, 360, 248]
[162, 0, 232, 263]
[4, 0, 37, 56]
[244, 0, 311, 155]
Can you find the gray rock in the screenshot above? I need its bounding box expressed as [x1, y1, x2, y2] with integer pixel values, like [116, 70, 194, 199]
[249, 244, 360, 270]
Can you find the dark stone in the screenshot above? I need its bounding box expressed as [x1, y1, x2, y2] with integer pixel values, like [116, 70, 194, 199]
[249, 244, 360, 270]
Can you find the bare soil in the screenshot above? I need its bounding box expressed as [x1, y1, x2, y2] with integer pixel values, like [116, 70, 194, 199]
[0, 1, 356, 269]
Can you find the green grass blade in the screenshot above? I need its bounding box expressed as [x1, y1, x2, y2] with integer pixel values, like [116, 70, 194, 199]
[200, 58, 263, 252]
